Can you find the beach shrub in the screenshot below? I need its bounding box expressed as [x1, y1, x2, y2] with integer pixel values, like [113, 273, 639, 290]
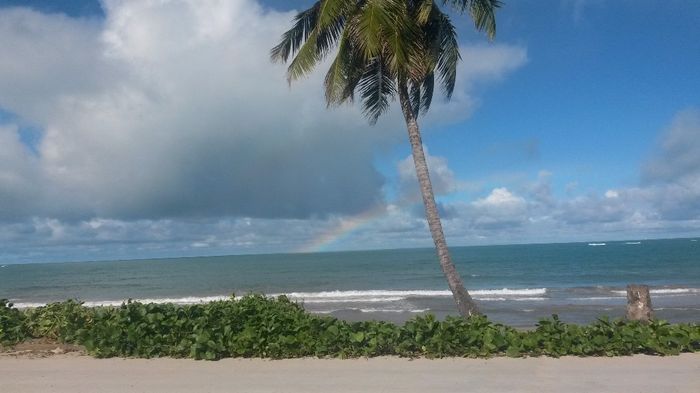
[24, 300, 92, 342]
[0, 299, 28, 346]
[397, 315, 518, 357]
[518, 315, 700, 357]
[1, 296, 699, 358]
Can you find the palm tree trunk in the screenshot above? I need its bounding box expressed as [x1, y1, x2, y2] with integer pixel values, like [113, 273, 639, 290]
[397, 81, 480, 318]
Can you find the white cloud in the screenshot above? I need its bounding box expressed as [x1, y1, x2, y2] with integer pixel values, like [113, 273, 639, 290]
[466, 188, 528, 229]
[0, 0, 527, 225]
[1, 1, 388, 220]
[0, 1, 559, 261]
[397, 147, 466, 202]
[0, 125, 43, 219]
[604, 190, 619, 198]
[0, 9, 109, 123]
[473, 187, 525, 208]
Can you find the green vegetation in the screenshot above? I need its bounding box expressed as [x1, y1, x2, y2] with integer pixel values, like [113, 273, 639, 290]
[2, 296, 699, 359]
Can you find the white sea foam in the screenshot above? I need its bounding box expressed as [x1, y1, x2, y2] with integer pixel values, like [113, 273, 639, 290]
[611, 288, 700, 295]
[655, 307, 700, 311]
[86, 295, 232, 307]
[314, 308, 430, 314]
[11, 295, 233, 309]
[10, 302, 47, 309]
[513, 297, 548, 301]
[10, 288, 550, 309]
[357, 308, 429, 313]
[588, 242, 606, 246]
[280, 288, 547, 303]
[651, 288, 700, 294]
[280, 290, 453, 299]
[477, 296, 547, 302]
[571, 296, 620, 301]
[274, 290, 449, 304]
[624, 241, 641, 245]
[300, 297, 405, 304]
[472, 288, 547, 296]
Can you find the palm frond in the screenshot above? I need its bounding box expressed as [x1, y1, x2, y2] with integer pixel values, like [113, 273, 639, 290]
[420, 71, 434, 114]
[408, 71, 434, 116]
[272, 0, 500, 124]
[416, 0, 434, 25]
[353, 0, 403, 60]
[285, 29, 322, 82]
[339, 43, 368, 103]
[316, 13, 347, 58]
[443, 0, 500, 39]
[324, 28, 352, 105]
[286, 14, 352, 82]
[434, 9, 460, 98]
[317, 0, 351, 30]
[358, 57, 396, 124]
[385, 15, 421, 76]
[270, 2, 321, 63]
[469, 0, 500, 39]
[410, 81, 421, 115]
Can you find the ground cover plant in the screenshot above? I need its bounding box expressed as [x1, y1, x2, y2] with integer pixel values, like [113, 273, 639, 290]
[2, 295, 699, 359]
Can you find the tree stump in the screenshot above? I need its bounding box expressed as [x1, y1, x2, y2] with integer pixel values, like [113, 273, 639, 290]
[626, 284, 653, 322]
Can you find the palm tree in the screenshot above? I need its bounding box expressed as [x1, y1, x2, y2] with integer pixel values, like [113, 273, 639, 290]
[271, 0, 500, 317]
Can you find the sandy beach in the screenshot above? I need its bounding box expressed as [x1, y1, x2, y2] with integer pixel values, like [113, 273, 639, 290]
[1, 354, 698, 393]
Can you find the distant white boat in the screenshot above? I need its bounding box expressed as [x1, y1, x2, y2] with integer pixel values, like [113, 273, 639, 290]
[625, 241, 641, 245]
[588, 243, 606, 246]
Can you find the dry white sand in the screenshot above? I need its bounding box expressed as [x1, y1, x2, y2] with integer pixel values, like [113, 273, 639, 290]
[1, 354, 699, 393]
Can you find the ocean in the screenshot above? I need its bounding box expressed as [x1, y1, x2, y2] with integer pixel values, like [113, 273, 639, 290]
[1, 238, 699, 327]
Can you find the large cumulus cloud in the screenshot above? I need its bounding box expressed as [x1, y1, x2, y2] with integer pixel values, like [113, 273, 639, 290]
[0, 0, 526, 223]
[0, 1, 388, 220]
[0, 0, 529, 261]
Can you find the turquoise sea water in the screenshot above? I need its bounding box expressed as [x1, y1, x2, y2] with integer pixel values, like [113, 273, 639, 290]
[1, 238, 698, 327]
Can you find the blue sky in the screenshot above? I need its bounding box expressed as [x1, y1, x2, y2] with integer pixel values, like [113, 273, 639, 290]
[0, 0, 698, 263]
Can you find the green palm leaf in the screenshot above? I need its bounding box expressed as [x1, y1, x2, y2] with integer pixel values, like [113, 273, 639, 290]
[273, 0, 500, 114]
[358, 57, 396, 124]
[444, 0, 500, 39]
[420, 71, 435, 114]
[270, 2, 320, 63]
[353, 0, 400, 60]
[434, 10, 460, 99]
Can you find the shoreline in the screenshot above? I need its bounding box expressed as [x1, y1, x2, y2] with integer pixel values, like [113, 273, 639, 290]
[1, 354, 698, 393]
[7, 288, 700, 328]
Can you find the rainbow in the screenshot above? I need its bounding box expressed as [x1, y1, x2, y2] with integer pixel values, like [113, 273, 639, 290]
[295, 204, 388, 253]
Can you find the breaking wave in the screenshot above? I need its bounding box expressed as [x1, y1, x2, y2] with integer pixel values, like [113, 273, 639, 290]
[9, 288, 549, 308]
[280, 288, 547, 303]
